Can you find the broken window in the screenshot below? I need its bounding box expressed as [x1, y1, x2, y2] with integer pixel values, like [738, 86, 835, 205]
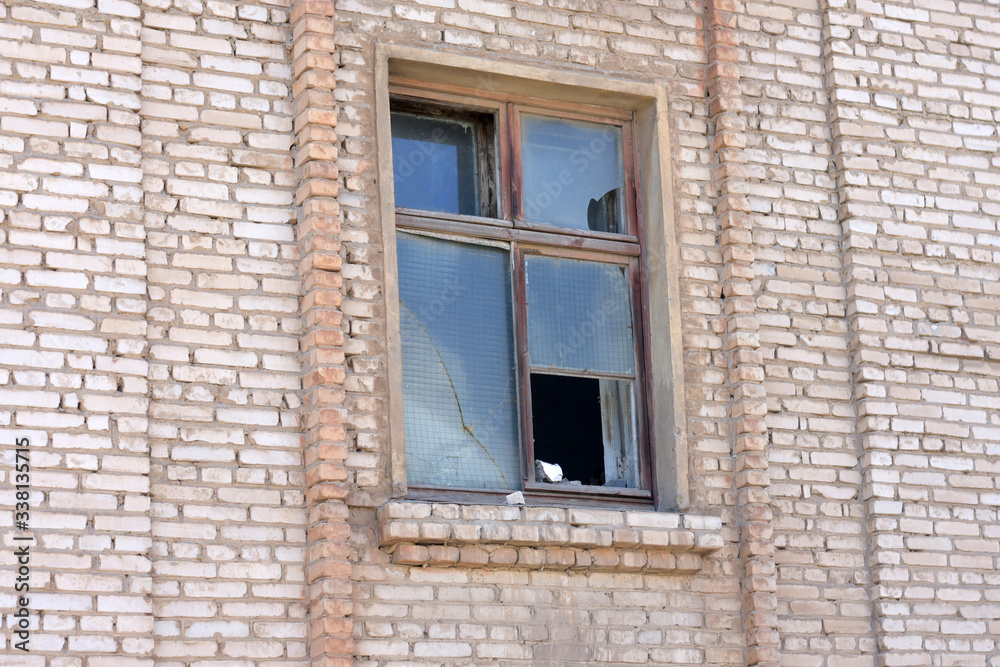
[524, 255, 639, 489]
[390, 82, 649, 501]
[520, 114, 626, 234]
[397, 232, 521, 490]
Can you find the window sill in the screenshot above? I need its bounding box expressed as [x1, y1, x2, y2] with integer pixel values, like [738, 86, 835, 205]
[406, 483, 653, 509]
[376, 501, 724, 574]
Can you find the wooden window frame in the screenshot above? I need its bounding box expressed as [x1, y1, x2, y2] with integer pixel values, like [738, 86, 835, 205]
[389, 78, 655, 508]
[376, 45, 689, 513]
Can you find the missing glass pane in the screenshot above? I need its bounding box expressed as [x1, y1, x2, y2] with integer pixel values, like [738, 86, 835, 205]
[530, 373, 638, 488]
[520, 114, 625, 233]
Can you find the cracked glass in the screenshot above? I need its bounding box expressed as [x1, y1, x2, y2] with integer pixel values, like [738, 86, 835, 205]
[397, 232, 521, 490]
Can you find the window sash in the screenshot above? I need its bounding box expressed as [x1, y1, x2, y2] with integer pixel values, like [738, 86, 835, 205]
[513, 244, 650, 492]
[390, 84, 652, 498]
[391, 80, 638, 236]
[509, 104, 638, 238]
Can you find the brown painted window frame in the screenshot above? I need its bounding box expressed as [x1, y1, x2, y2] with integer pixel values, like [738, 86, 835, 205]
[390, 76, 655, 508]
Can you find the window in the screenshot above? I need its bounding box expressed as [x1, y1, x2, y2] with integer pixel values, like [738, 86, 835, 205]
[387, 77, 653, 504]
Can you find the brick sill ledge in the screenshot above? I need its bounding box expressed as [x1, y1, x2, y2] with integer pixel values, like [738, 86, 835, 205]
[377, 501, 724, 574]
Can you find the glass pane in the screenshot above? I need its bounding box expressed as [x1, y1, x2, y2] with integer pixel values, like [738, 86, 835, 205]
[525, 255, 635, 376]
[520, 114, 625, 233]
[391, 112, 479, 215]
[397, 232, 521, 490]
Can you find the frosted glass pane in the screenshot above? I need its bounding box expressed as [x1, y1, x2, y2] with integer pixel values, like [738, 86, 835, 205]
[525, 256, 635, 376]
[520, 114, 625, 233]
[391, 112, 479, 215]
[398, 232, 521, 490]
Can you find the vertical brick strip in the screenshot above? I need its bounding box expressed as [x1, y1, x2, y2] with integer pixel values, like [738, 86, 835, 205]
[290, 1, 353, 665]
[142, 1, 307, 663]
[706, 0, 779, 664]
[820, 3, 884, 664]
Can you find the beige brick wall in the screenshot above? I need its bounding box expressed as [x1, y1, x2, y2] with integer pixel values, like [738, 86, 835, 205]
[745, 0, 1000, 665]
[1, 0, 309, 663]
[828, 1, 1000, 664]
[1, 0, 154, 661]
[741, 0, 876, 663]
[1, 0, 999, 665]
[141, 0, 309, 664]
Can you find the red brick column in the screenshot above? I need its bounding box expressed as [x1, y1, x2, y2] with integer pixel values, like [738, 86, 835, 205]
[291, 1, 353, 665]
[706, 1, 780, 665]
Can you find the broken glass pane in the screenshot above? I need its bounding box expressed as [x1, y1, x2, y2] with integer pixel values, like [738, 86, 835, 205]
[525, 255, 635, 376]
[397, 232, 521, 490]
[530, 373, 638, 488]
[530, 373, 606, 485]
[391, 112, 479, 215]
[520, 114, 625, 233]
[598, 378, 639, 488]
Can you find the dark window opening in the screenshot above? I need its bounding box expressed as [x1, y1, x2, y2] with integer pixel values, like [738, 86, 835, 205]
[529, 372, 639, 489]
[530, 373, 606, 486]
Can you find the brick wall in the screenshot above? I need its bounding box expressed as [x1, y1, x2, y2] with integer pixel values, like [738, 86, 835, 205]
[828, 1, 1000, 663]
[1, 0, 154, 660]
[741, 0, 876, 663]
[1, 0, 308, 663]
[1, 0, 999, 665]
[142, 1, 308, 663]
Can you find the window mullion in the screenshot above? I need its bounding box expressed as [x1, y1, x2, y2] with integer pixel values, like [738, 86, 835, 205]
[511, 242, 534, 485]
[498, 102, 513, 222]
[508, 103, 523, 224]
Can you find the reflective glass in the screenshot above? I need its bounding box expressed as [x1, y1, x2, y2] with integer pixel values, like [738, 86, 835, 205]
[520, 114, 625, 233]
[391, 112, 479, 215]
[525, 255, 635, 376]
[397, 232, 521, 490]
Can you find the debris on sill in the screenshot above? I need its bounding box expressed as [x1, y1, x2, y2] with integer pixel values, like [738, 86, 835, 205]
[534, 459, 584, 486]
[504, 491, 525, 506]
[535, 459, 563, 483]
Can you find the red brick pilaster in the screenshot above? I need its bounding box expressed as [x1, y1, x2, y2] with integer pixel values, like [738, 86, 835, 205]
[291, 1, 352, 665]
[706, 0, 780, 665]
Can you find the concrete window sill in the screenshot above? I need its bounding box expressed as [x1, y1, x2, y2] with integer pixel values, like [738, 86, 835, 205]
[376, 501, 724, 574]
